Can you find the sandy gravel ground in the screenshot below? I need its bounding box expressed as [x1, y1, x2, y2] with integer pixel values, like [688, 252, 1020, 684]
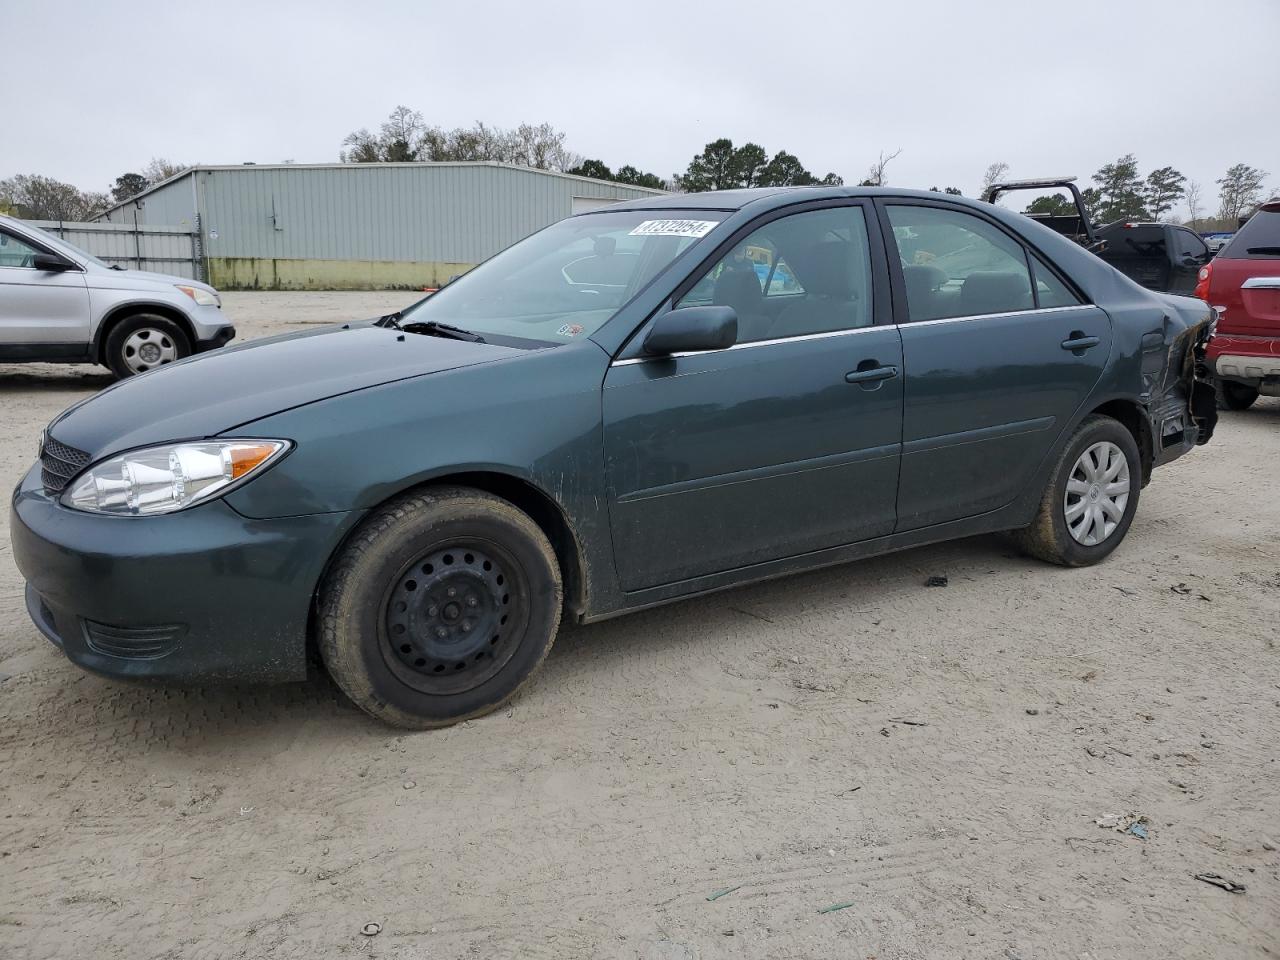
[1, 292, 1277, 959]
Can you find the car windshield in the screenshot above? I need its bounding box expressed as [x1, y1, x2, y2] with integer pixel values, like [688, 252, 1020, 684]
[397, 210, 722, 344]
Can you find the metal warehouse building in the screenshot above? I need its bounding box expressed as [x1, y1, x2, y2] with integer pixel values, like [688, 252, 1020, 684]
[97, 163, 666, 290]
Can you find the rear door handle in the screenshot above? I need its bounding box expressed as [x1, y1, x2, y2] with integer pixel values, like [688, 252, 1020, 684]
[1061, 334, 1101, 352]
[845, 364, 899, 384]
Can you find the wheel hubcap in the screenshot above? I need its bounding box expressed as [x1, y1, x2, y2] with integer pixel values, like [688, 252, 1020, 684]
[1064, 440, 1130, 546]
[382, 542, 524, 694]
[122, 328, 178, 374]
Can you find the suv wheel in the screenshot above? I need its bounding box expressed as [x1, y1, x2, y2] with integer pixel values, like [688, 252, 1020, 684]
[318, 487, 562, 729]
[1216, 379, 1259, 411]
[1013, 415, 1142, 567]
[104, 313, 191, 379]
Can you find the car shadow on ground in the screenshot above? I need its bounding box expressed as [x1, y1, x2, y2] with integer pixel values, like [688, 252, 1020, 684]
[0, 368, 115, 392]
[8, 533, 1022, 759]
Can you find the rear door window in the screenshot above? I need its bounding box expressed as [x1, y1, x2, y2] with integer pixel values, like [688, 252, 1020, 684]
[1030, 253, 1082, 308]
[1172, 228, 1209, 261]
[1101, 224, 1166, 257]
[885, 205, 1034, 321]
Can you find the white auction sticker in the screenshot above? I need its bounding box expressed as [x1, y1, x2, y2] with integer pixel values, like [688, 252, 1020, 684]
[629, 219, 720, 238]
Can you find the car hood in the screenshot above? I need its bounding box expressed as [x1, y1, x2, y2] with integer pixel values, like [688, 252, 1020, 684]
[85, 266, 215, 292]
[48, 323, 525, 458]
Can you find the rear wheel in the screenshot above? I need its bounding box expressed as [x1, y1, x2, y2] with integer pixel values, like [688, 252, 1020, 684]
[1216, 379, 1259, 411]
[1013, 415, 1141, 567]
[318, 487, 562, 729]
[104, 313, 191, 379]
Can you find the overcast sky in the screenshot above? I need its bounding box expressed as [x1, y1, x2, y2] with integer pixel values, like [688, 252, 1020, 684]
[3, 0, 1276, 217]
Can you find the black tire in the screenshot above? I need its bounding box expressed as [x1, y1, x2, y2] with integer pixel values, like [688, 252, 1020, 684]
[318, 486, 562, 729]
[103, 313, 191, 379]
[1013, 415, 1142, 567]
[1216, 379, 1259, 411]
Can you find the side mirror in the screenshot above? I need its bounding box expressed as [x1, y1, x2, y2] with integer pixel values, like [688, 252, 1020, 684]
[643, 305, 738, 356]
[32, 253, 74, 272]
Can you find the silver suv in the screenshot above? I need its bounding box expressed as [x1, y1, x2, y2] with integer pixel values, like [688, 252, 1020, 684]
[0, 215, 234, 378]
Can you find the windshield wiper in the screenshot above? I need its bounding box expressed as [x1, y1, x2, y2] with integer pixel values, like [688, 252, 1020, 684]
[376, 310, 403, 329]
[1245, 246, 1280, 255]
[402, 320, 486, 343]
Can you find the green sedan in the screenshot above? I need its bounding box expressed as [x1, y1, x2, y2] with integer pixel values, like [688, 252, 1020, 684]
[12, 188, 1217, 728]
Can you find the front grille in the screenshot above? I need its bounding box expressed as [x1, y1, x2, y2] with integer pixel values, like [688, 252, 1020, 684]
[83, 621, 185, 660]
[40, 435, 90, 495]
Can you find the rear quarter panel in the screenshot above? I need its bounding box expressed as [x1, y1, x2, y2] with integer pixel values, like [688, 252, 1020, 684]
[985, 209, 1215, 480]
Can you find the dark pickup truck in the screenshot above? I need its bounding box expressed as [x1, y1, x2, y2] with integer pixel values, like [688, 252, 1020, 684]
[984, 178, 1212, 296]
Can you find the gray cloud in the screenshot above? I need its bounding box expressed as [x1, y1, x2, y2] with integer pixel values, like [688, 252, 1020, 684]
[4, 0, 1277, 217]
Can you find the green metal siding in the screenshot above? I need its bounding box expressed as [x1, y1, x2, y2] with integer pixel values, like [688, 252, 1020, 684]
[96, 162, 665, 290]
[195, 163, 659, 262]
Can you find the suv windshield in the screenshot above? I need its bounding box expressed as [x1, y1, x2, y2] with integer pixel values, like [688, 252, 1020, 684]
[398, 210, 722, 344]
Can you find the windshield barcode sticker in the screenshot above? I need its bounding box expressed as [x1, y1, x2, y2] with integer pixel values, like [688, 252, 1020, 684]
[629, 219, 720, 238]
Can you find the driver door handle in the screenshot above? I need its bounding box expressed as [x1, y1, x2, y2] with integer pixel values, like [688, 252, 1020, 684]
[1061, 334, 1101, 352]
[845, 364, 900, 384]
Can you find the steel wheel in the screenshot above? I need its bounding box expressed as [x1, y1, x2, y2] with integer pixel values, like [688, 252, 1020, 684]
[380, 540, 530, 696]
[318, 487, 562, 729]
[1064, 440, 1130, 546]
[121, 327, 179, 374]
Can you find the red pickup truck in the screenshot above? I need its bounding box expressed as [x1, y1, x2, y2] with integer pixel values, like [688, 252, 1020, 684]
[1196, 200, 1280, 410]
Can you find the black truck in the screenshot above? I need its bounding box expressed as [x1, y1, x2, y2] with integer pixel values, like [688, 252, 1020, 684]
[984, 177, 1212, 296]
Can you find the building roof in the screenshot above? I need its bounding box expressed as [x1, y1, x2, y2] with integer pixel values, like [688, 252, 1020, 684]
[99, 160, 668, 218]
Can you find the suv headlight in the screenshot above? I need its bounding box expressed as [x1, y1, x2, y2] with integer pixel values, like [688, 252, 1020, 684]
[63, 440, 290, 516]
[176, 284, 220, 307]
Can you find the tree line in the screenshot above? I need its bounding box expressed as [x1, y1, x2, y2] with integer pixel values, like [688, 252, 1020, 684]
[1000, 154, 1268, 230]
[1, 106, 1271, 231]
[0, 158, 188, 221]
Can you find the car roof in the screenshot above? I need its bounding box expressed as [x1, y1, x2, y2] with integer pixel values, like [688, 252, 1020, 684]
[605, 185, 980, 213]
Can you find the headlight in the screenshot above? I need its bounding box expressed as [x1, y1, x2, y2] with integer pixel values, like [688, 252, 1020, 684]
[175, 284, 220, 307]
[63, 440, 290, 516]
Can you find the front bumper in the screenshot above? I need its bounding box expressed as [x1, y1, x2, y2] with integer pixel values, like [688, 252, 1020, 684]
[194, 324, 236, 353]
[10, 465, 359, 682]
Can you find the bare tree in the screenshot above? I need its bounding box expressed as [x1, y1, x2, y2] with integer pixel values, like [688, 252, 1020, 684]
[340, 109, 580, 171]
[340, 128, 381, 163]
[377, 105, 426, 161]
[1184, 180, 1203, 228]
[0, 174, 109, 220]
[142, 158, 189, 182]
[860, 148, 902, 187]
[978, 161, 1010, 200]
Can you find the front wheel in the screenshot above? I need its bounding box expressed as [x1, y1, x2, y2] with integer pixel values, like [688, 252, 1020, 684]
[318, 487, 562, 729]
[1013, 415, 1141, 567]
[1216, 379, 1259, 411]
[103, 313, 191, 378]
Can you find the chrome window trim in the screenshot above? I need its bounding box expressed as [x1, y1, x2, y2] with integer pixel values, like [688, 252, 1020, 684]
[611, 323, 883, 366]
[903, 304, 1096, 328]
[1242, 276, 1280, 290]
[610, 304, 1097, 366]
